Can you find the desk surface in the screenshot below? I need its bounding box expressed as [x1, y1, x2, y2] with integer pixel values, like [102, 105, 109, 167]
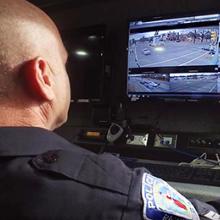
[169, 181, 220, 202]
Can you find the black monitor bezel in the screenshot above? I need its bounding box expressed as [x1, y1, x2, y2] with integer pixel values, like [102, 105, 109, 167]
[125, 10, 220, 103]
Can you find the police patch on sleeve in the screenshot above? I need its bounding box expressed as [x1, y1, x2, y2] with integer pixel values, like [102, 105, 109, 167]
[142, 173, 200, 220]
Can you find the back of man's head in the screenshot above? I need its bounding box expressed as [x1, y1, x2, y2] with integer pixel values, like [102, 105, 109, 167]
[0, 0, 70, 130]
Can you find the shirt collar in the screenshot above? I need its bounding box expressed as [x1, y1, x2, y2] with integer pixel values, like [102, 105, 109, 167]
[0, 127, 75, 156]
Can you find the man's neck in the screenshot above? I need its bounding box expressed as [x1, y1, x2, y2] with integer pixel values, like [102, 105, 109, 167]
[0, 105, 49, 129]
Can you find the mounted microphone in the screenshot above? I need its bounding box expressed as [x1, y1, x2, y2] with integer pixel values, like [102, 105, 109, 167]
[106, 123, 124, 143]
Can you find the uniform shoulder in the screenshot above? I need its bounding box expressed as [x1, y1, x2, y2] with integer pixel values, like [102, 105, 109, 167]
[31, 149, 138, 195]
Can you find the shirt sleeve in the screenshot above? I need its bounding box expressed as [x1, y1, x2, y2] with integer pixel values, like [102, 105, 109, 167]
[122, 168, 200, 220]
[122, 167, 148, 220]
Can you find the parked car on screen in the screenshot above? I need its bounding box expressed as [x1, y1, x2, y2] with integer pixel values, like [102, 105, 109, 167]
[142, 48, 151, 55]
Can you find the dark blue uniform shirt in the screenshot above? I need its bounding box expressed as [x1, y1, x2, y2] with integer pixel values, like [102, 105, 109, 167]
[0, 127, 219, 220]
[0, 127, 146, 220]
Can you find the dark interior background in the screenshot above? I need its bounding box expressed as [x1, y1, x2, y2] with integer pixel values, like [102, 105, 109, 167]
[29, 0, 220, 142]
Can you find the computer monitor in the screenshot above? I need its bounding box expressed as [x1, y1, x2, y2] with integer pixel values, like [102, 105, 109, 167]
[127, 13, 220, 101]
[63, 25, 105, 103]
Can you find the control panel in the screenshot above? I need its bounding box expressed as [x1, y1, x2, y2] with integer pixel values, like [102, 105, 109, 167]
[187, 134, 220, 149]
[125, 131, 220, 154]
[74, 127, 220, 161]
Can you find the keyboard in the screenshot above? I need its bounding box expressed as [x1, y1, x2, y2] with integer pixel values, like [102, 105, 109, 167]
[121, 158, 220, 187]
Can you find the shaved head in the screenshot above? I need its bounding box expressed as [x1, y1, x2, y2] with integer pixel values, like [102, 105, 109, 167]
[0, 0, 70, 130]
[0, 0, 66, 92]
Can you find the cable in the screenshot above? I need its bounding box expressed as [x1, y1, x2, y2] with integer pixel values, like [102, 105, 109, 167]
[157, 134, 219, 166]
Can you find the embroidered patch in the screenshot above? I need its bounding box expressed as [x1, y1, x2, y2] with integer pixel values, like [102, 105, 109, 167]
[142, 173, 200, 220]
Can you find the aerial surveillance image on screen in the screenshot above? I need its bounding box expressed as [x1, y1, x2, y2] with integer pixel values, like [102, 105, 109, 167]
[170, 73, 220, 93]
[128, 72, 220, 93]
[128, 26, 219, 68]
[128, 74, 170, 93]
[127, 13, 220, 100]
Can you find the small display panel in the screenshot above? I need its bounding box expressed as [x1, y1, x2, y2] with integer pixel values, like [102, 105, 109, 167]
[154, 134, 177, 148]
[126, 134, 149, 146]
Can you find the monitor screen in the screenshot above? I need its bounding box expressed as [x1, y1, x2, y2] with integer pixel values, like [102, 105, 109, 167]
[63, 25, 105, 102]
[127, 13, 220, 101]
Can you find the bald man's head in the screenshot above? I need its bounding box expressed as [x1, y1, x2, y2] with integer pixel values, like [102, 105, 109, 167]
[0, 0, 66, 79]
[0, 0, 70, 130]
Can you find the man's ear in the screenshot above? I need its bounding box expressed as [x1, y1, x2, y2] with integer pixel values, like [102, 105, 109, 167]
[23, 57, 55, 101]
